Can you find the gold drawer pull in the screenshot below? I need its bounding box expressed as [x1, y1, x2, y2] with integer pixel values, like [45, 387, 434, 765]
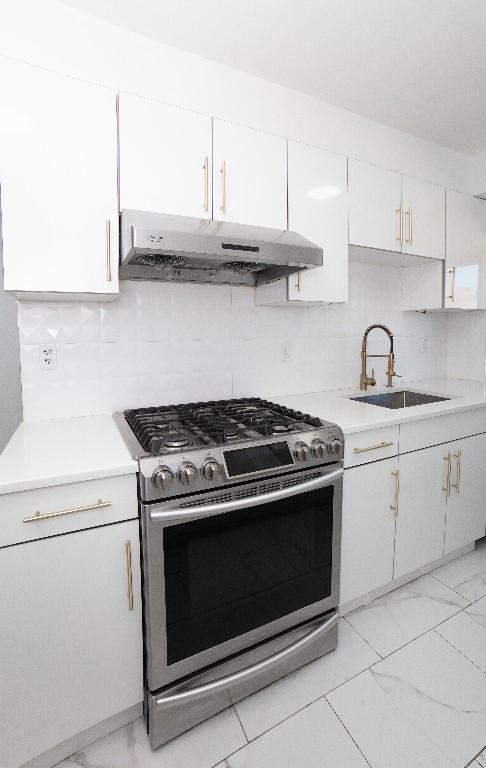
[125, 540, 134, 611]
[390, 469, 400, 516]
[23, 499, 111, 523]
[353, 441, 394, 454]
[451, 450, 461, 495]
[105, 220, 112, 282]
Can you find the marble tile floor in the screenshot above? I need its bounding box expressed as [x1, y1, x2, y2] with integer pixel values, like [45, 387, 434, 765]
[60, 539, 486, 768]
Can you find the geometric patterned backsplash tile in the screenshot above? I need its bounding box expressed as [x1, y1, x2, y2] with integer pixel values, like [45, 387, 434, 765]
[18, 262, 448, 421]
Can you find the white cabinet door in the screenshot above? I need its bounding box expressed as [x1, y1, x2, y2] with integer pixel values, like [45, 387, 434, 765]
[340, 459, 397, 605]
[444, 434, 486, 554]
[287, 141, 348, 303]
[401, 175, 445, 259]
[0, 521, 143, 768]
[394, 445, 447, 579]
[118, 93, 212, 219]
[212, 119, 287, 229]
[348, 158, 402, 252]
[445, 190, 486, 309]
[0, 58, 118, 296]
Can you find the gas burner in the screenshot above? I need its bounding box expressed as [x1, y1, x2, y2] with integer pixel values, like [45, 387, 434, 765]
[123, 397, 326, 456]
[161, 431, 193, 450]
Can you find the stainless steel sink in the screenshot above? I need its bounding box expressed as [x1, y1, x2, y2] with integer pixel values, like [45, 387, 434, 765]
[350, 390, 450, 409]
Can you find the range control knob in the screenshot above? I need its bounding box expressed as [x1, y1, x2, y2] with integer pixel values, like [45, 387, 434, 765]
[152, 465, 174, 491]
[311, 439, 326, 459]
[294, 441, 310, 462]
[327, 438, 343, 456]
[178, 462, 198, 486]
[202, 459, 222, 481]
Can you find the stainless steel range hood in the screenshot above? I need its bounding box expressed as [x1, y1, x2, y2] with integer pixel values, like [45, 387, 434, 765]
[119, 210, 322, 287]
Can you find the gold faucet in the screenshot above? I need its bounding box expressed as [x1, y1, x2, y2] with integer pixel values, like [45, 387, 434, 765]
[360, 324, 400, 390]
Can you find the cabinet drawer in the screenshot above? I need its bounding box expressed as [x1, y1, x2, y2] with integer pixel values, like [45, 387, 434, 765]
[344, 426, 399, 468]
[399, 408, 486, 453]
[0, 474, 137, 548]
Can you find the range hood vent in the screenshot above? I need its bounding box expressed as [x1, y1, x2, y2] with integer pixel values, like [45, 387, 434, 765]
[119, 210, 322, 287]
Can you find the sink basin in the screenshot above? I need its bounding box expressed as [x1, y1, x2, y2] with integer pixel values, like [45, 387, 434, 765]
[350, 390, 450, 409]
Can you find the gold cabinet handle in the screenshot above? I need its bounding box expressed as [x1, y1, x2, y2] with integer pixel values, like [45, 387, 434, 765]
[353, 440, 394, 454]
[404, 207, 412, 244]
[442, 452, 452, 495]
[390, 469, 400, 516]
[203, 156, 209, 212]
[395, 204, 403, 244]
[447, 267, 455, 302]
[23, 499, 111, 523]
[451, 449, 461, 494]
[125, 540, 134, 611]
[219, 160, 226, 214]
[105, 219, 112, 282]
[295, 272, 301, 291]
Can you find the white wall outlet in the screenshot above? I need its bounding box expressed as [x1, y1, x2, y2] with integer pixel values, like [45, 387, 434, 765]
[420, 337, 430, 354]
[39, 344, 57, 370]
[281, 340, 292, 363]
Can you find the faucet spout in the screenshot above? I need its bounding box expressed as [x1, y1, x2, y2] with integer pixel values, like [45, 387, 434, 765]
[360, 324, 398, 390]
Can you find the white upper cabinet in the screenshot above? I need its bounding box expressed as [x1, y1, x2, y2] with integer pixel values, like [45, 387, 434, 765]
[0, 58, 118, 297]
[348, 159, 402, 253]
[118, 94, 212, 219]
[287, 142, 348, 303]
[212, 119, 287, 229]
[445, 190, 486, 309]
[401, 175, 445, 260]
[349, 159, 445, 261]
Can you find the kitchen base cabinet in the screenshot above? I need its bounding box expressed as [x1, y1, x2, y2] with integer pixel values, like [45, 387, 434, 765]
[444, 434, 486, 554]
[0, 520, 143, 768]
[340, 458, 397, 605]
[393, 445, 447, 579]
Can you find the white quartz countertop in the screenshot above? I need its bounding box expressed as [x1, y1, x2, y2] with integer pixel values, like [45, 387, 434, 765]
[0, 415, 137, 495]
[2, 378, 486, 496]
[278, 378, 486, 434]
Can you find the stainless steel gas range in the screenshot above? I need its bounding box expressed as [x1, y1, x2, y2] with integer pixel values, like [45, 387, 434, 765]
[115, 398, 344, 749]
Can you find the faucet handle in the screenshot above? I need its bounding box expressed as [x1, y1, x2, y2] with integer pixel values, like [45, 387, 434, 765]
[369, 368, 376, 386]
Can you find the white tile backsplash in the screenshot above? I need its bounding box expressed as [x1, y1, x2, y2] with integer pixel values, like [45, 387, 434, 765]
[18, 263, 448, 421]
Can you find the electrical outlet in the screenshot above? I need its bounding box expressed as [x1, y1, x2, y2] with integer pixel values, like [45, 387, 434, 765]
[39, 344, 57, 370]
[281, 340, 292, 363]
[420, 337, 430, 354]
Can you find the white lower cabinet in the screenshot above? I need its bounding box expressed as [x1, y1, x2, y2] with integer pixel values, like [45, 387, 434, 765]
[444, 434, 486, 554]
[1, 520, 143, 768]
[340, 458, 398, 604]
[340, 428, 486, 607]
[393, 445, 447, 579]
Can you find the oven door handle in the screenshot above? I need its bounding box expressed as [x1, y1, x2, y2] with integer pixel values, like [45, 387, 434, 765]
[155, 611, 338, 710]
[149, 466, 343, 523]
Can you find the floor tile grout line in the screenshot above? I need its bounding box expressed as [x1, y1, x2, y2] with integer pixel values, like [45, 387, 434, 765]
[232, 704, 249, 743]
[429, 571, 474, 603]
[325, 696, 374, 768]
[342, 615, 384, 659]
[346, 599, 474, 666]
[434, 628, 486, 680]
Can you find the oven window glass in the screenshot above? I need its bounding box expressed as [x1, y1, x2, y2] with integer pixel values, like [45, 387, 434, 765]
[163, 483, 334, 665]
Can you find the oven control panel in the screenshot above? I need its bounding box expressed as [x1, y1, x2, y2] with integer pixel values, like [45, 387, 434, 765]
[139, 428, 344, 502]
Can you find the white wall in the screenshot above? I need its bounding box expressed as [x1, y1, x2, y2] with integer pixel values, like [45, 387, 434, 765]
[446, 312, 486, 382]
[18, 263, 447, 420]
[0, 220, 22, 447]
[0, 0, 471, 192]
[1, 0, 472, 422]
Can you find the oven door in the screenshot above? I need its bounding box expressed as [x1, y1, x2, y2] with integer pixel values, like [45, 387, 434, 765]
[142, 463, 343, 691]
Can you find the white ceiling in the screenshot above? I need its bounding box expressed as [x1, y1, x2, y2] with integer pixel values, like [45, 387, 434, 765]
[59, 0, 486, 155]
